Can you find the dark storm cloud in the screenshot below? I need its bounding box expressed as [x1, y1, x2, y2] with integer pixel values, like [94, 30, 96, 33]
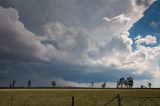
[0, 6, 89, 65]
[0, 7, 49, 62]
[0, 0, 157, 87]
[0, 0, 11, 8]
[0, 60, 152, 86]
[0, 0, 133, 34]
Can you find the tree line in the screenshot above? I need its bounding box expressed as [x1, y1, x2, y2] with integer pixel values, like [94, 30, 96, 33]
[9, 80, 56, 88]
[116, 77, 133, 89]
[8, 78, 153, 88]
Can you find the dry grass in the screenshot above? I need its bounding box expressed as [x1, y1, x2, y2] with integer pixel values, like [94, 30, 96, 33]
[0, 89, 160, 106]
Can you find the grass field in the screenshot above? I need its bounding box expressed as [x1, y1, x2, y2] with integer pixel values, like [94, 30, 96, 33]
[0, 89, 160, 106]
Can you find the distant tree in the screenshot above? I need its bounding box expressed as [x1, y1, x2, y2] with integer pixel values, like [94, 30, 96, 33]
[91, 81, 94, 88]
[141, 85, 147, 89]
[140, 85, 144, 89]
[127, 77, 133, 89]
[148, 83, 152, 88]
[119, 77, 125, 89]
[101, 82, 106, 88]
[12, 80, 16, 88]
[51, 81, 56, 87]
[116, 77, 133, 89]
[124, 79, 129, 88]
[28, 80, 31, 88]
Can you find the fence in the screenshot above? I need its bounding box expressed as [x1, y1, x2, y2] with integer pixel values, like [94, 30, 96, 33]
[0, 94, 160, 106]
[103, 94, 160, 106]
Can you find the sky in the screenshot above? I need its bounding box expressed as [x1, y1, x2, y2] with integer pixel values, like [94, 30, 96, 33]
[0, 0, 159, 88]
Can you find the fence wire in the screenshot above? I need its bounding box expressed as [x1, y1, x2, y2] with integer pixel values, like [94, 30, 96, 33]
[121, 96, 160, 106]
[0, 95, 160, 106]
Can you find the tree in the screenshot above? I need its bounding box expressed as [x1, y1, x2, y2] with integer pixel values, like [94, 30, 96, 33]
[140, 85, 144, 89]
[141, 85, 146, 88]
[127, 77, 133, 89]
[124, 79, 129, 88]
[117, 77, 133, 89]
[12, 80, 16, 88]
[51, 81, 56, 87]
[119, 77, 125, 89]
[101, 82, 106, 88]
[148, 83, 152, 88]
[28, 80, 31, 88]
[91, 81, 94, 88]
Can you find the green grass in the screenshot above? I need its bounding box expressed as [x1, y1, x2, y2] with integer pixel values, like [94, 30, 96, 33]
[0, 89, 160, 106]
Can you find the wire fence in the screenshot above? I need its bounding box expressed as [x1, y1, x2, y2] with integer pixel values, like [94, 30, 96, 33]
[0, 94, 160, 106]
[103, 95, 160, 106]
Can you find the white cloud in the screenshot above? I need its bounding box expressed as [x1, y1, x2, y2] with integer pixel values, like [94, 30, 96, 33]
[53, 78, 90, 87]
[42, 21, 90, 64]
[135, 35, 157, 45]
[103, 14, 131, 23]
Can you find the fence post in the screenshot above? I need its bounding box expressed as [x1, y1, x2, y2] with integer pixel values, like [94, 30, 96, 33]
[117, 94, 122, 106]
[72, 96, 74, 106]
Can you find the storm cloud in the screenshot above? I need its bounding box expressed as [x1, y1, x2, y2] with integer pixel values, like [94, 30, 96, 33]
[0, 0, 159, 87]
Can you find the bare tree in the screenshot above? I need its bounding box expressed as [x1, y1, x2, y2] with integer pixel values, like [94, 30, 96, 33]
[51, 81, 56, 87]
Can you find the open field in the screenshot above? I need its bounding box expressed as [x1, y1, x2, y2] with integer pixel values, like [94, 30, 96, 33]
[0, 89, 160, 106]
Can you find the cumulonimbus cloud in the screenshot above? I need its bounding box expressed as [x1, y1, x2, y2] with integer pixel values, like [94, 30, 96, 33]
[0, 0, 159, 87]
